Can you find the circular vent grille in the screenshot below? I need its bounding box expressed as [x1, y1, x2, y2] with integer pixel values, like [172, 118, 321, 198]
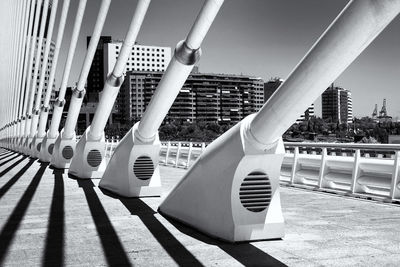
[36, 143, 41, 152]
[62, 146, 74, 160]
[87, 149, 102, 167]
[48, 144, 54, 155]
[133, 156, 154, 180]
[239, 171, 272, 213]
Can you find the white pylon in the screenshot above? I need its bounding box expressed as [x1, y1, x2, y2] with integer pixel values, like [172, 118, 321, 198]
[51, 0, 112, 169]
[69, 0, 151, 178]
[29, 0, 59, 158]
[99, 0, 224, 196]
[48, 0, 88, 168]
[20, 0, 45, 154]
[159, 0, 400, 242]
[38, 0, 71, 163]
[16, 0, 38, 153]
[11, 0, 31, 152]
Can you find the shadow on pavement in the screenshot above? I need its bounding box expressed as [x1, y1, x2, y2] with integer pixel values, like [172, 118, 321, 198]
[101, 189, 204, 267]
[75, 179, 132, 267]
[0, 162, 48, 265]
[0, 154, 22, 169]
[42, 169, 65, 267]
[0, 156, 28, 178]
[0, 158, 35, 199]
[0, 152, 14, 161]
[162, 215, 288, 267]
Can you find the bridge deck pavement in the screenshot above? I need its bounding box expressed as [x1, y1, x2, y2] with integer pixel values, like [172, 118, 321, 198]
[0, 148, 399, 266]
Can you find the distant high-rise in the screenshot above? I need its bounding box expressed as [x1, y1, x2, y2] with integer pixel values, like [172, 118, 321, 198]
[264, 78, 314, 123]
[322, 83, 353, 124]
[86, 36, 112, 102]
[31, 37, 56, 107]
[264, 77, 283, 102]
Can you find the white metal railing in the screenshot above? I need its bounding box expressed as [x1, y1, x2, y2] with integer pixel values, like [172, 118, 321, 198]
[157, 141, 400, 202]
[103, 140, 400, 201]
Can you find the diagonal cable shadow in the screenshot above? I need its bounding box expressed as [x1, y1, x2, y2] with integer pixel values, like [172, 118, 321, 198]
[101, 190, 204, 267]
[0, 152, 14, 161]
[0, 162, 48, 265]
[75, 179, 132, 267]
[0, 154, 22, 169]
[42, 169, 65, 267]
[0, 156, 28, 178]
[0, 158, 35, 199]
[162, 215, 288, 267]
[0, 151, 10, 156]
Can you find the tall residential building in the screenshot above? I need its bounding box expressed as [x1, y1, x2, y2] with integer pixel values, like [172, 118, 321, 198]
[322, 83, 353, 124]
[119, 70, 264, 124]
[86, 36, 112, 102]
[264, 78, 314, 123]
[32, 37, 56, 107]
[104, 42, 172, 79]
[264, 77, 283, 102]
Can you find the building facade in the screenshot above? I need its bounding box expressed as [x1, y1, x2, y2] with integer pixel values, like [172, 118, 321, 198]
[322, 84, 353, 124]
[119, 70, 264, 125]
[104, 42, 171, 79]
[32, 37, 56, 107]
[86, 36, 112, 102]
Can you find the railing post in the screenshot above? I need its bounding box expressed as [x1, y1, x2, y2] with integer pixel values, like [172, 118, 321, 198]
[186, 142, 193, 169]
[390, 150, 400, 200]
[201, 142, 206, 153]
[290, 146, 299, 185]
[175, 142, 182, 167]
[318, 147, 328, 189]
[165, 141, 171, 165]
[350, 149, 361, 194]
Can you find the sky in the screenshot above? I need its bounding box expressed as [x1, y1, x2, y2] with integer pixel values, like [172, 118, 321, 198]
[52, 0, 400, 119]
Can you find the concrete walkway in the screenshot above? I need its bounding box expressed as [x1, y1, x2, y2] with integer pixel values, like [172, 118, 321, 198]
[0, 148, 399, 266]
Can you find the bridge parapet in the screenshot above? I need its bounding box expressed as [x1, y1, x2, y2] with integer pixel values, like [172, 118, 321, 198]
[152, 141, 400, 202]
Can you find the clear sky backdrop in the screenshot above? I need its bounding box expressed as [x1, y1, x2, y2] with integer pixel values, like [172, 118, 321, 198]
[53, 0, 400, 119]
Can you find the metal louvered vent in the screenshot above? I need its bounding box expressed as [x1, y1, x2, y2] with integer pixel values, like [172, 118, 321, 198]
[62, 146, 74, 160]
[87, 149, 102, 167]
[239, 171, 272, 212]
[48, 144, 54, 155]
[133, 156, 154, 180]
[36, 143, 41, 152]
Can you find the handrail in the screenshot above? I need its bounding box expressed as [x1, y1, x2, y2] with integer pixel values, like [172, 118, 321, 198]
[284, 142, 400, 151]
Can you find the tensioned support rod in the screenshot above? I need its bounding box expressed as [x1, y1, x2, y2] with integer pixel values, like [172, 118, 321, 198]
[18, 0, 38, 138]
[88, 0, 151, 141]
[26, 0, 50, 137]
[9, 0, 23, 139]
[62, 0, 112, 139]
[249, 0, 400, 146]
[8, 0, 21, 141]
[14, 0, 31, 138]
[136, 0, 224, 141]
[48, 0, 88, 138]
[37, 0, 71, 138]
[30, 0, 59, 137]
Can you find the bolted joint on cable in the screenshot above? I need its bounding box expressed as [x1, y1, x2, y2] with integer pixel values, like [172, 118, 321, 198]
[174, 40, 202, 66]
[72, 87, 86, 98]
[54, 98, 65, 107]
[106, 73, 124, 87]
[41, 105, 49, 112]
